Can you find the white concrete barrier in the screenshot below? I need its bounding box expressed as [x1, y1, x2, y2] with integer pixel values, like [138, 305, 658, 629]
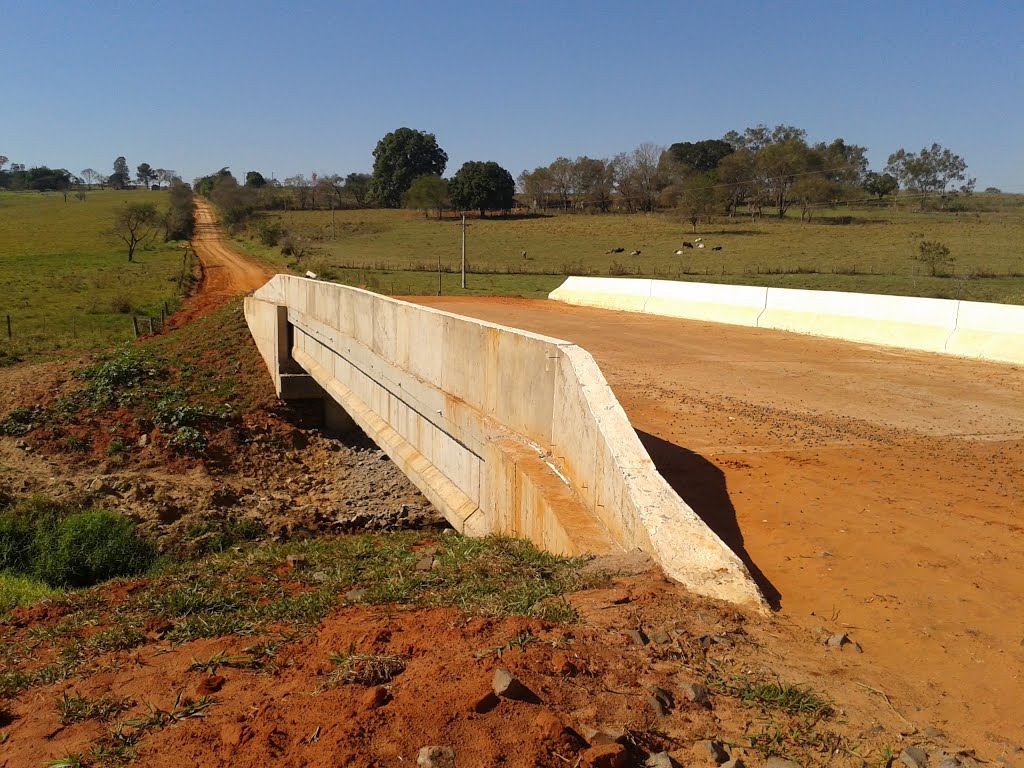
[760, 287, 959, 353]
[549, 276, 652, 313]
[245, 275, 765, 608]
[646, 281, 768, 327]
[548, 277, 1023, 366]
[945, 300, 1024, 364]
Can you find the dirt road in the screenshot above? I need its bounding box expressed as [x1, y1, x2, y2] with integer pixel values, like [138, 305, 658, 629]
[410, 295, 1024, 751]
[165, 199, 275, 328]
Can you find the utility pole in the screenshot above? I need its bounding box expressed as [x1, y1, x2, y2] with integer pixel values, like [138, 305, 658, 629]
[461, 212, 467, 289]
[437, 251, 442, 296]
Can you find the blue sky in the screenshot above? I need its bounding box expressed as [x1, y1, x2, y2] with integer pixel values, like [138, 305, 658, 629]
[4, 1, 1022, 190]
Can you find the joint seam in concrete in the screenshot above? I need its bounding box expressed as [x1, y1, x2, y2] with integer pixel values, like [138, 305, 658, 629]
[754, 287, 770, 328]
[943, 300, 961, 353]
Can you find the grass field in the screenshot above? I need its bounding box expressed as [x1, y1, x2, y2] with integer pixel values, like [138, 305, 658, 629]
[0, 190, 193, 360]
[239, 195, 1024, 303]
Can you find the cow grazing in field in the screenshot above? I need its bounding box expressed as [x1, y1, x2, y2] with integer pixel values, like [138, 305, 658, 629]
[606, 247, 625, 254]
[696, 243, 705, 249]
[630, 250, 641, 256]
[694, 237, 703, 243]
[681, 241, 694, 248]
[712, 246, 723, 251]
[674, 249, 685, 255]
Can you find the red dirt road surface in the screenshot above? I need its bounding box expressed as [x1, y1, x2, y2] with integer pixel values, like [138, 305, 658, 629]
[409, 295, 1024, 750]
[164, 199, 274, 329]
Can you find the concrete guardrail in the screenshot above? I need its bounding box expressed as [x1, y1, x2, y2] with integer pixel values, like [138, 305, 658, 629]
[245, 275, 766, 608]
[549, 276, 1024, 366]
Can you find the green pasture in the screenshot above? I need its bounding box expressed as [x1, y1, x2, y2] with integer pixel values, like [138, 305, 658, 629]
[242, 196, 1024, 304]
[0, 190, 190, 360]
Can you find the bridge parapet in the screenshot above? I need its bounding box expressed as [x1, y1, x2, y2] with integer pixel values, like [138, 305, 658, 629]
[245, 275, 765, 608]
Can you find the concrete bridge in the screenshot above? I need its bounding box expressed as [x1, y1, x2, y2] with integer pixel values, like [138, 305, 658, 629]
[244, 275, 766, 608]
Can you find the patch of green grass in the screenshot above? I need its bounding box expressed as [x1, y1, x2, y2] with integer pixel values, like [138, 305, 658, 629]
[731, 679, 833, 717]
[235, 200, 1024, 303]
[57, 691, 133, 724]
[0, 190, 193, 359]
[0, 573, 59, 613]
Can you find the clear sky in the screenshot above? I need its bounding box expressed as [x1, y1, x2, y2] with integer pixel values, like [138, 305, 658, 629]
[4, 0, 1022, 191]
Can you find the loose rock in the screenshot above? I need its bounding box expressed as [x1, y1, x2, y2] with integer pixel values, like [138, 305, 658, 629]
[680, 682, 711, 708]
[646, 752, 679, 768]
[700, 739, 729, 764]
[625, 629, 649, 646]
[766, 758, 802, 768]
[493, 667, 539, 703]
[900, 747, 928, 768]
[417, 746, 456, 768]
[827, 632, 849, 648]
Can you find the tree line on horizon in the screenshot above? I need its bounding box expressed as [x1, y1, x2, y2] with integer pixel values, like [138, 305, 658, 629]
[2, 124, 990, 228]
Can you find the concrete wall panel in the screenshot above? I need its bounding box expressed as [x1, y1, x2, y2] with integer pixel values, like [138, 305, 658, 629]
[248, 276, 766, 607]
[549, 277, 1020, 365]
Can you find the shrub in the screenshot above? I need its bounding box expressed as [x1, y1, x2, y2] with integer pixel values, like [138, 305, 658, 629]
[168, 426, 208, 455]
[31, 510, 156, 588]
[0, 512, 36, 573]
[253, 219, 286, 247]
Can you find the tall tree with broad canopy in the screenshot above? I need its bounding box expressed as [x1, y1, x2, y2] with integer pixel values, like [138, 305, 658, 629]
[136, 163, 156, 187]
[344, 173, 371, 207]
[109, 156, 131, 189]
[368, 128, 448, 208]
[666, 139, 735, 174]
[245, 171, 267, 188]
[449, 161, 515, 217]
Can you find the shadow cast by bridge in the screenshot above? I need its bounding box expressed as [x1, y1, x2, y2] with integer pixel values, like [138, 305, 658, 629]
[636, 430, 782, 609]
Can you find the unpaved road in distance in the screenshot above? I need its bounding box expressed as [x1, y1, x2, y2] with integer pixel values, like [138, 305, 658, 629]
[410, 295, 1024, 751]
[166, 199, 275, 328]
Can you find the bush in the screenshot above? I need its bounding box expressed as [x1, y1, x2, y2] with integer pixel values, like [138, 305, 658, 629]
[253, 219, 286, 247]
[31, 510, 156, 588]
[0, 573, 57, 613]
[0, 512, 36, 573]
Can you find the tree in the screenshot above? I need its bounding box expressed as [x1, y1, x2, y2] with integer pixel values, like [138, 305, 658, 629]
[109, 156, 131, 189]
[885, 144, 975, 208]
[403, 174, 449, 218]
[344, 173, 371, 207]
[136, 163, 156, 188]
[628, 143, 665, 212]
[165, 181, 195, 240]
[154, 169, 179, 188]
[368, 128, 448, 208]
[914, 240, 954, 276]
[666, 139, 734, 174]
[547, 157, 575, 210]
[245, 171, 267, 188]
[790, 173, 833, 221]
[0, 155, 7, 171]
[723, 124, 807, 152]
[81, 168, 100, 189]
[194, 167, 235, 197]
[863, 171, 898, 201]
[110, 202, 161, 261]
[674, 172, 718, 232]
[573, 156, 616, 212]
[757, 139, 813, 218]
[449, 161, 515, 217]
[716, 149, 758, 217]
[517, 166, 553, 211]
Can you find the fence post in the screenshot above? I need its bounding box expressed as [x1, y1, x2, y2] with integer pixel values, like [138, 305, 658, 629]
[147, 318, 154, 335]
[132, 316, 140, 338]
[5, 315, 10, 339]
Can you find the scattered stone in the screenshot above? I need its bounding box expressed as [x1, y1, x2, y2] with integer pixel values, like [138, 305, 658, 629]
[900, 746, 928, 768]
[646, 752, 678, 768]
[700, 739, 729, 764]
[195, 674, 225, 695]
[766, 758, 802, 768]
[649, 628, 672, 645]
[88, 476, 114, 494]
[699, 634, 735, 649]
[827, 632, 849, 648]
[580, 726, 626, 746]
[417, 745, 456, 768]
[582, 742, 629, 768]
[922, 727, 946, 740]
[415, 555, 435, 572]
[344, 587, 368, 602]
[311, 571, 329, 582]
[722, 759, 745, 768]
[647, 685, 673, 709]
[647, 694, 668, 718]
[138, 434, 149, 447]
[624, 629, 649, 646]
[361, 685, 390, 710]
[286, 554, 308, 571]
[680, 682, 711, 708]
[938, 753, 960, 768]
[493, 667, 540, 703]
